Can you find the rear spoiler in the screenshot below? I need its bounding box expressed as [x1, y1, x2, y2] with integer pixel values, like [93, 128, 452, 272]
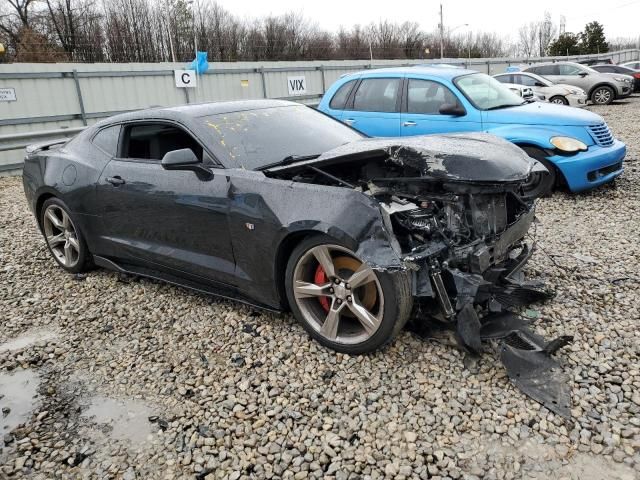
[25, 138, 69, 155]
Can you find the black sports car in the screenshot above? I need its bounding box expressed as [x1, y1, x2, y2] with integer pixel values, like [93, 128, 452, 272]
[23, 100, 550, 357]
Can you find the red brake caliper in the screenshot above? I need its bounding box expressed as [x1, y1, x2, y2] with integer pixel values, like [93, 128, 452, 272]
[314, 265, 330, 312]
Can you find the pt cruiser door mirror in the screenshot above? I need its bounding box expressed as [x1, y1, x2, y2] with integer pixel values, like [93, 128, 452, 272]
[439, 103, 466, 116]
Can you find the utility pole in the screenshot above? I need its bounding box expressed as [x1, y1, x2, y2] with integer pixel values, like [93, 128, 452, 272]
[439, 4, 444, 59]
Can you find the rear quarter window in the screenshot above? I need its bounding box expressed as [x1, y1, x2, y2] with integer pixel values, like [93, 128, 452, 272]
[92, 125, 121, 156]
[329, 80, 356, 109]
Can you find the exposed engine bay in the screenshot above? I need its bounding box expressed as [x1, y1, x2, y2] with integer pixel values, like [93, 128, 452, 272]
[264, 135, 573, 418]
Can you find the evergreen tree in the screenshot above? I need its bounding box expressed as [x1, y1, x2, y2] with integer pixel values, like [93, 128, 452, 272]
[580, 21, 608, 54]
[549, 33, 581, 56]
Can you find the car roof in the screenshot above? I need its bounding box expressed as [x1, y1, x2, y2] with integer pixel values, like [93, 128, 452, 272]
[347, 65, 476, 80]
[97, 99, 299, 126]
[528, 61, 584, 67]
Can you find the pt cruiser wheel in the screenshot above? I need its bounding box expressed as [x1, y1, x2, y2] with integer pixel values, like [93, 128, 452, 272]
[285, 235, 412, 354]
[40, 198, 91, 273]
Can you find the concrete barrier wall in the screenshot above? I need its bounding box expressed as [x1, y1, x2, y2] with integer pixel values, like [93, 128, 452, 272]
[1, 49, 639, 173]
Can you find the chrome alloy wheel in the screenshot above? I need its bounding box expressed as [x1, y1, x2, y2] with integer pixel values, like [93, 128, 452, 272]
[593, 88, 612, 105]
[550, 97, 566, 104]
[292, 244, 384, 345]
[43, 205, 80, 268]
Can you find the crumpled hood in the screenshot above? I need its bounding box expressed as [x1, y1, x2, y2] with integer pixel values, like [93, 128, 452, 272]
[271, 132, 543, 183]
[485, 101, 603, 126]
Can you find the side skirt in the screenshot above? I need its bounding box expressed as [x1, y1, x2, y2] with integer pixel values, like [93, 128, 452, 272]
[92, 255, 283, 314]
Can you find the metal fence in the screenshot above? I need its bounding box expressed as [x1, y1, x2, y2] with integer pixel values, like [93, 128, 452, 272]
[1, 48, 639, 174]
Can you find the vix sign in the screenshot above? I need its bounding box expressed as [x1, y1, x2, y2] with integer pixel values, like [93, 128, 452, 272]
[287, 76, 307, 96]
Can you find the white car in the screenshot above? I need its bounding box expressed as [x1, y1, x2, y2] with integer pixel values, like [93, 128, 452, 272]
[501, 83, 536, 101]
[619, 61, 640, 70]
[494, 71, 588, 107]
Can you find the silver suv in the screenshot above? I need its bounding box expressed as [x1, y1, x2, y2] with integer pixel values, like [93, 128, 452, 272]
[524, 61, 632, 105]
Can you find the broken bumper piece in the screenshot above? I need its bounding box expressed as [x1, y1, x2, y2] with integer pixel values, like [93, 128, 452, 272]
[481, 312, 573, 418]
[412, 243, 573, 418]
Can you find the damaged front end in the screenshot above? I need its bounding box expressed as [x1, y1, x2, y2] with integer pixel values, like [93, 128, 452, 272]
[264, 133, 573, 417]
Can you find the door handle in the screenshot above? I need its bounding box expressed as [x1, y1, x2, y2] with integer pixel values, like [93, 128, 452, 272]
[343, 118, 356, 125]
[403, 121, 417, 127]
[106, 176, 125, 186]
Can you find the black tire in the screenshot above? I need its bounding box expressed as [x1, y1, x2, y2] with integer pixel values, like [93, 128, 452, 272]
[285, 234, 412, 354]
[549, 95, 569, 105]
[39, 197, 92, 274]
[520, 146, 557, 199]
[590, 85, 614, 105]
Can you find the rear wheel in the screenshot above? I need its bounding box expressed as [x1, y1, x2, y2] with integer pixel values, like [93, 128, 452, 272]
[285, 235, 412, 354]
[549, 95, 569, 105]
[40, 197, 92, 273]
[520, 146, 557, 199]
[591, 86, 614, 105]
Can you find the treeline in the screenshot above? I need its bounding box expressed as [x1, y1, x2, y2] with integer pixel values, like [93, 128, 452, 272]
[0, 1, 635, 63]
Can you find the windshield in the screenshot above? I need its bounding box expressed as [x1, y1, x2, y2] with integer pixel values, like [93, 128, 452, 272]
[455, 73, 525, 110]
[200, 105, 363, 170]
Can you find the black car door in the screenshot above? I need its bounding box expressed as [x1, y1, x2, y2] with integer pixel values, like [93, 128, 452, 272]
[95, 121, 236, 286]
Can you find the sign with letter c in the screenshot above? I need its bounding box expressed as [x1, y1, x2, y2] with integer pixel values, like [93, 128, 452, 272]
[175, 70, 197, 88]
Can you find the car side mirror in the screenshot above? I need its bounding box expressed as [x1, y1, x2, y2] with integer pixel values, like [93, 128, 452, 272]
[439, 103, 466, 116]
[578, 72, 589, 77]
[161, 148, 213, 178]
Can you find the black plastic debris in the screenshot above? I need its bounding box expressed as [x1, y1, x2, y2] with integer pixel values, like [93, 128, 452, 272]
[479, 311, 573, 418]
[501, 344, 572, 418]
[489, 284, 554, 308]
[456, 304, 482, 354]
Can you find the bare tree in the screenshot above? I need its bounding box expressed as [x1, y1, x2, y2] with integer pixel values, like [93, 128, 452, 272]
[538, 11, 557, 56]
[518, 22, 538, 58]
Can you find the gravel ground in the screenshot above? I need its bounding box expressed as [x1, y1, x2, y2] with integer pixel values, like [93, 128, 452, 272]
[1, 97, 639, 480]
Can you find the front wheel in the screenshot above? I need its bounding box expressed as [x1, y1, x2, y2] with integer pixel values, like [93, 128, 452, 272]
[285, 236, 412, 354]
[591, 86, 614, 105]
[520, 147, 557, 199]
[549, 95, 569, 105]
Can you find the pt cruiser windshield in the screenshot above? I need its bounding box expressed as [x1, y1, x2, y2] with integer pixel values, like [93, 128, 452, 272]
[456, 73, 525, 110]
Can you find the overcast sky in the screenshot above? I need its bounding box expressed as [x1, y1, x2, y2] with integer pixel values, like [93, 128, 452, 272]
[215, 0, 640, 41]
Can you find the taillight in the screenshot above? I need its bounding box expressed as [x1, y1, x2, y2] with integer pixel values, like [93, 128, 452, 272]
[634, 73, 640, 79]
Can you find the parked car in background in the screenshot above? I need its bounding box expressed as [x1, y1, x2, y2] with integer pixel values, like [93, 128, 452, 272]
[619, 61, 640, 70]
[524, 62, 632, 105]
[578, 58, 613, 66]
[318, 66, 626, 195]
[591, 64, 640, 92]
[494, 71, 588, 107]
[500, 82, 536, 101]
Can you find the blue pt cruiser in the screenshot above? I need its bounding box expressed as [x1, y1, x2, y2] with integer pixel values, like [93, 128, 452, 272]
[318, 66, 626, 195]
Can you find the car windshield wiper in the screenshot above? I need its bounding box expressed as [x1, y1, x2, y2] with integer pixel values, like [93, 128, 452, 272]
[257, 154, 321, 171]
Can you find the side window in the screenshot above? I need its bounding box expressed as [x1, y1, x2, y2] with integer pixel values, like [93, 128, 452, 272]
[121, 123, 203, 161]
[352, 78, 401, 112]
[598, 66, 615, 73]
[92, 125, 121, 156]
[407, 79, 460, 115]
[518, 75, 537, 87]
[536, 65, 560, 76]
[558, 64, 583, 75]
[329, 80, 356, 110]
[495, 75, 513, 84]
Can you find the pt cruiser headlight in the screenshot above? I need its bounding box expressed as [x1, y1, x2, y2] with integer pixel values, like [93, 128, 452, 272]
[550, 137, 588, 152]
